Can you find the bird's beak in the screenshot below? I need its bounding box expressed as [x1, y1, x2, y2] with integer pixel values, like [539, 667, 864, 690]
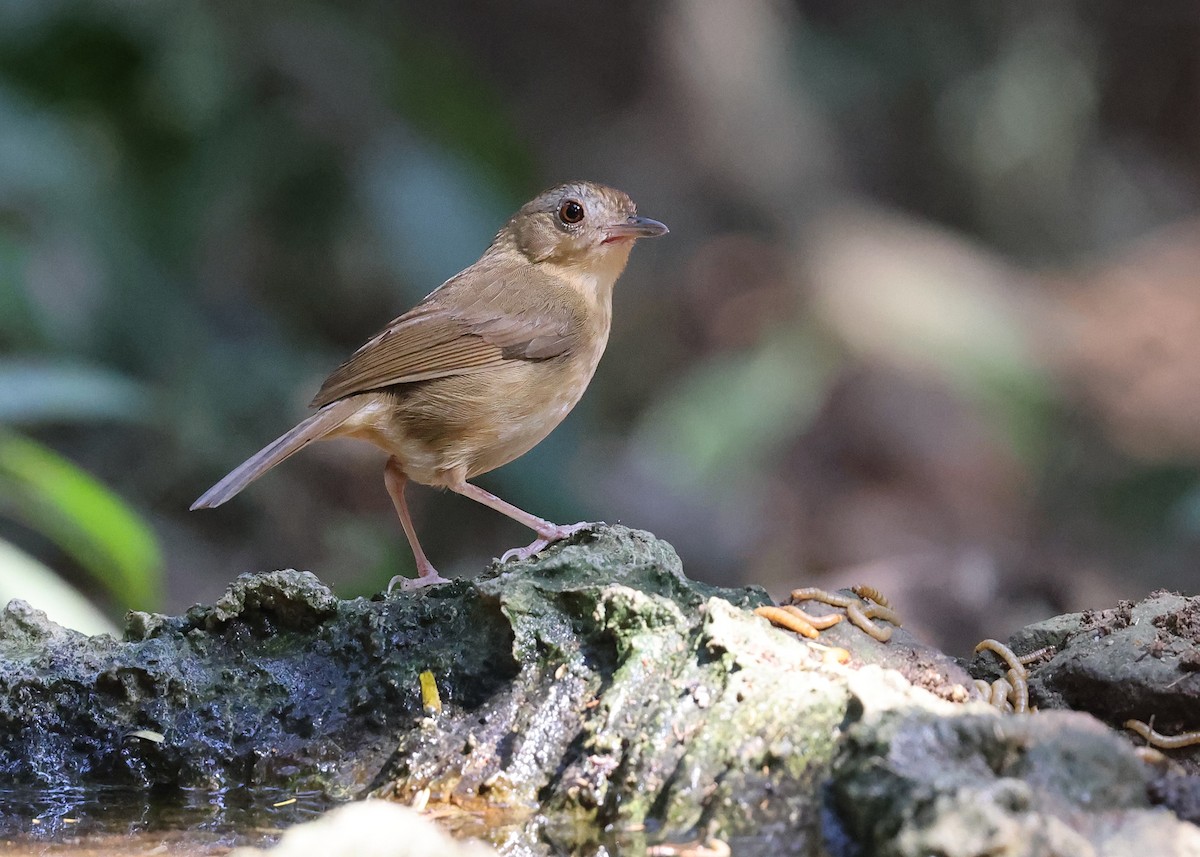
[603, 215, 669, 243]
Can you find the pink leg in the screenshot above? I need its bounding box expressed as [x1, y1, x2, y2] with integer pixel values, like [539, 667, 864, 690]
[449, 481, 590, 563]
[384, 457, 450, 591]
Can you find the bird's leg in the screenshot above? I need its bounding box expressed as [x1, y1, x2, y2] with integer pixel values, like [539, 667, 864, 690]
[449, 481, 590, 563]
[384, 457, 450, 591]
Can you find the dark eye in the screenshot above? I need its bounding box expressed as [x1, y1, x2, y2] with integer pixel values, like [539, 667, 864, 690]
[558, 199, 585, 224]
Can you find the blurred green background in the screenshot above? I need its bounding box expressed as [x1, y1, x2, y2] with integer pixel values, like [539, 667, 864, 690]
[3, 1, 1199, 653]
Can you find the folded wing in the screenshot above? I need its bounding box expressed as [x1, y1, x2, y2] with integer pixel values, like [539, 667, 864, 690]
[310, 269, 584, 408]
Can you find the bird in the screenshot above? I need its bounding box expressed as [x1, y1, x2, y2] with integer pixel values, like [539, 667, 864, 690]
[191, 180, 668, 591]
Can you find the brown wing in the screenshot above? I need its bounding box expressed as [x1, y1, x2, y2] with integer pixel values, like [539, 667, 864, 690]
[310, 266, 583, 408]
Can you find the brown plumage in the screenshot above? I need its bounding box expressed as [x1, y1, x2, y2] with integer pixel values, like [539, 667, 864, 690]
[191, 181, 667, 589]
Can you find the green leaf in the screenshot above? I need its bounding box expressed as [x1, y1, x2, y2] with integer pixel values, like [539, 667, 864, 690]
[0, 536, 118, 636]
[0, 430, 160, 609]
[633, 330, 837, 490]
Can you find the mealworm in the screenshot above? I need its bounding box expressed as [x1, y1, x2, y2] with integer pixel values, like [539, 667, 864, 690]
[782, 604, 843, 629]
[754, 605, 819, 638]
[790, 587, 902, 642]
[1017, 646, 1055, 666]
[1007, 668, 1029, 713]
[1124, 719, 1200, 749]
[974, 639, 1028, 680]
[847, 602, 893, 642]
[850, 584, 891, 608]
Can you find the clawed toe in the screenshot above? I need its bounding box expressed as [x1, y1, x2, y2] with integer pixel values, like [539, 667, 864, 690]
[388, 572, 452, 593]
[499, 522, 594, 564]
[500, 538, 550, 564]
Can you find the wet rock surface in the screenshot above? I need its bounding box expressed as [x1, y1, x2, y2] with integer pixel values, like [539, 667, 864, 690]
[986, 590, 1200, 832]
[1006, 592, 1200, 751]
[0, 567, 518, 794]
[373, 528, 841, 855]
[830, 706, 1200, 857]
[0, 526, 1198, 855]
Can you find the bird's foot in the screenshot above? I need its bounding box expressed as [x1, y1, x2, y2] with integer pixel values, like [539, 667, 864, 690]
[499, 538, 549, 564]
[499, 521, 592, 564]
[387, 570, 452, 593]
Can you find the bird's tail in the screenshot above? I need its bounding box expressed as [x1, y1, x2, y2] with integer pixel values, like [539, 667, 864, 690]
[190, 398, 362, 510]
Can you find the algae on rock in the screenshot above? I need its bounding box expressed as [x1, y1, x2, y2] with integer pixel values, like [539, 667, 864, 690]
[375, 527, 854, 853]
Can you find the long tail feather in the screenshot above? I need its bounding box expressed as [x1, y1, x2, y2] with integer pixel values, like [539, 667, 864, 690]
[190, 399, 362, 510]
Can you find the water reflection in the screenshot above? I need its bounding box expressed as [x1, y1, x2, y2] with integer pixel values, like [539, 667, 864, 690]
[0, 785, 333, 855]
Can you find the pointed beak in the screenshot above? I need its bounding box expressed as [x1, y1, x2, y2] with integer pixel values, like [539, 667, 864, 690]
[603, 215, 669, 243]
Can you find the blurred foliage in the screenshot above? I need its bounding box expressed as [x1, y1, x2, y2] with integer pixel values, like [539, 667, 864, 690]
[0, 429, 160, 610]
[635, 329, 836, 491]
[0, 360, 149, 423]
[0, 0, 1198, 649]
[0, 357, 161, 620]
[0, 0, 550, 614]
[0, 536, 117, 636]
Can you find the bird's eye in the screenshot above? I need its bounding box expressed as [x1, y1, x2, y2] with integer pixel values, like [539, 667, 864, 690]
[558, 199, 585, 224]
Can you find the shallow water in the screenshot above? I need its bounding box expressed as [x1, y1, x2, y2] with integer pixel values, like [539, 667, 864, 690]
[0, 789, 809, 856]
[0, 786, 334, 856]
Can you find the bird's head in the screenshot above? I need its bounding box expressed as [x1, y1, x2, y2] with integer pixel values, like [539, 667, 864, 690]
[501, 181, 668, 280]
